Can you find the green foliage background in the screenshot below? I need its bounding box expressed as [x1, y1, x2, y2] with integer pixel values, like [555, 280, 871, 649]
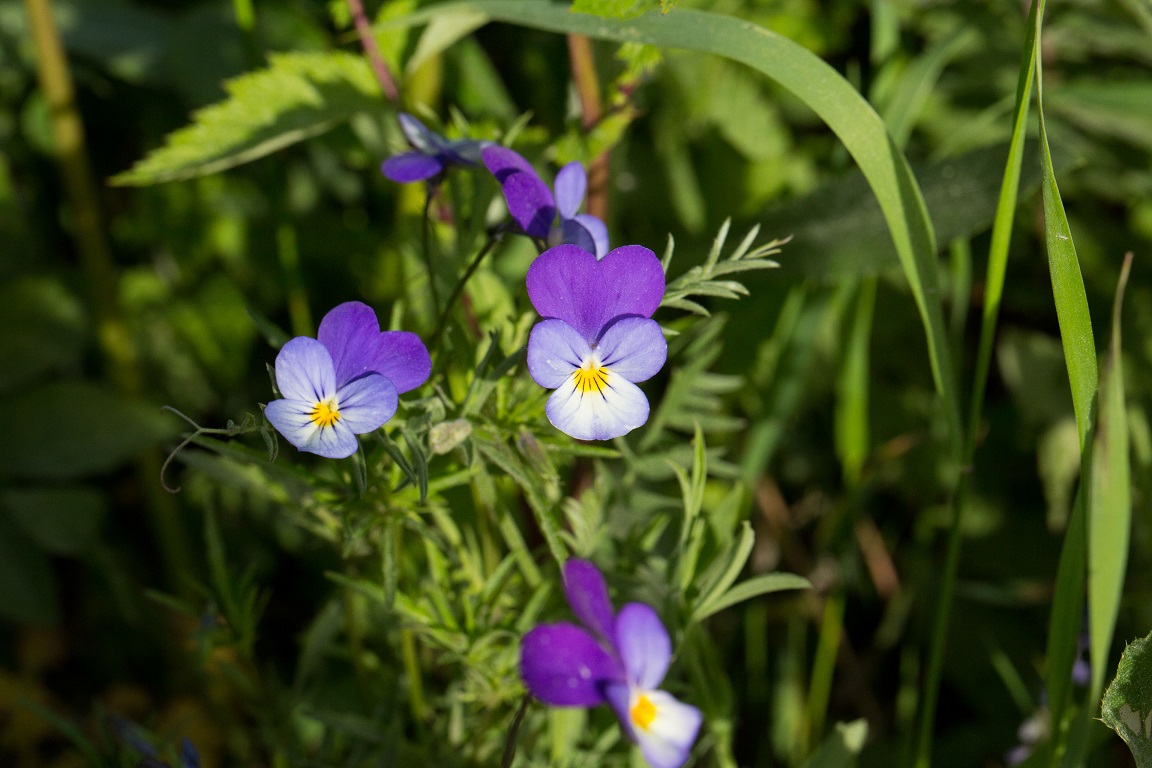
[1, 0, 1150, 767]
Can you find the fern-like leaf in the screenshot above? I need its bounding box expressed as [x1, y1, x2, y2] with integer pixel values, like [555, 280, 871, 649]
[112, 51, 384, 186]
[660, 219, 786, 316]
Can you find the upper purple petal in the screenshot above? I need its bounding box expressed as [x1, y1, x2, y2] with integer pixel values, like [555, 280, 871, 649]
[553, 162, 587, 219]
[526, 245, 612, 341]
[274, 337, 335, 403]
[615, 602, 671, 690]
[596, 317, 667, 384]
[573, 213, 610, 258]
[382, 152, 443, 183]
[369, 331, 431, 394]
[318, 303, 431, 393]
[483, 145, 555, 238]
[520, 623, 622, 706]
[597, 245, 665, 324]
[564, 559, 617, 645]
[527, 319, 589, 389]
[318, 302, 385, 388]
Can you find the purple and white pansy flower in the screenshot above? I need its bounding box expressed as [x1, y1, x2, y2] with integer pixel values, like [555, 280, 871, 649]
[264, 302, 431, 459]
[381, 113, 486, 184]
[526, 244, 667, 441]
[520, 559, 702, 768]
[482, 145, 609, 258]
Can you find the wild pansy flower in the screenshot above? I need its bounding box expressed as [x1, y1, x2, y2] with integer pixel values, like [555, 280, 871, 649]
[521, 559, 702, 768]
[265, 302, 431, 459]
[526, 244, 666, 440]
[482, 145, 609, 257]
[381, 113, 485, 183]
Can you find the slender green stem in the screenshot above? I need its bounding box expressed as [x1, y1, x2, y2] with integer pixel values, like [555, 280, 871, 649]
[500, 695, 532, 768]
[806, 592, 846, 749]
[277, 223, 313, 337]
[429, 234, 500, 351]
[401, 628, 428, 735]
[421, 189, 442, 313]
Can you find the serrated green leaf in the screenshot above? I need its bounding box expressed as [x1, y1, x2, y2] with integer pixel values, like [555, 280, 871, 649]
[1103, 632, 1152, 766]
[113, 51, 384, 185]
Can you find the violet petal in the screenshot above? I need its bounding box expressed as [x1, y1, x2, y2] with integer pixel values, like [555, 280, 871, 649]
[334, 373, 398, 434]
[275, 337, 335, 403]
[398, 113, 436, 152]
[520, 623, 621, 706]
[318, 302, 386, 389]
[597, 317, 667, 384]
[574, 213, 610, 258]
[482, 144, 537, 179]
[527, 319, 590, 389]
[555, 217, 598, 255]
[526, 245, 610, 341]
[264, 398, 358, 458]
[368, 331, 432, 394]
[563, 559, 617, 645]
[598, 245, 665, 322]
[502, 171, 556, 239]
[381, 152, 444, 183]
[553, 162, 587, 219]
[615, 602, 671, 689]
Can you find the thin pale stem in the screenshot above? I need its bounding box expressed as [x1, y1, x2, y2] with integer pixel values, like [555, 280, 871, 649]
[346, 0, 400, 101]
[500, 695, 531, 768]
[566, 33, 608, 220]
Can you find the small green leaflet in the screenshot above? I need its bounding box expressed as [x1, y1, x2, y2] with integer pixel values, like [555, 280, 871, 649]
[1103, 632, 1152, 766]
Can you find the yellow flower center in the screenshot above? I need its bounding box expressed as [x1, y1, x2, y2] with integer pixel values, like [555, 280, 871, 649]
[630, 693, 657, 731]
[310, 399, 341, 428]
[572, 361, 609, 394]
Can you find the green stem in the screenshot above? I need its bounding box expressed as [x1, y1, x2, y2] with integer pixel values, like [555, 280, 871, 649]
[277, 223, 313, 337]
[500, 695, 531, 768]
[429, 233, 500, 351]
[422, 189, 442, 313]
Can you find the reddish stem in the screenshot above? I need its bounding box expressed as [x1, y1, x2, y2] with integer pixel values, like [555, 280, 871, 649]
[347, 0, 400, 101]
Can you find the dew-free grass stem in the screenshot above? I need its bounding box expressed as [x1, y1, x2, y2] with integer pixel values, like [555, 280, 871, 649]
[430, 233, 500, 351]
[422, 189, 442, 313]
[346, 0, 399, 101]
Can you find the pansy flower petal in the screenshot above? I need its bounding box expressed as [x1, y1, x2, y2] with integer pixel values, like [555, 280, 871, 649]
[615, 602, 672, 690]
[596, 317, 667, 384]
[526, 245, 609, 341]
[398, 112, 436, 152]
[264, 399, 358, 459]
[483, 146, 556, 238]
[443, 137, 485, 165]
[521, 622, 621, 706]
[527, 319, 591, 389]
[275, 337, 335, 403]
[554, 217, 598, 254]
[545, 370, 650, 441]
[381, 152, 444, 183]
[318, 302, 385, 388]
[574, 213, 610, 258]
[334, 373, 398, 434]
[554, 162, 587, 219]
[369, 331, 432, 394]
[606, 685, 702, 768]
[564, 559, 617, 645]
[599, 245, 665, 321]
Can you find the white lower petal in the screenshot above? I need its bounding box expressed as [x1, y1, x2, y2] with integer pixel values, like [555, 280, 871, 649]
[630, 689, 703, 768]
[545, 370, 649, 441]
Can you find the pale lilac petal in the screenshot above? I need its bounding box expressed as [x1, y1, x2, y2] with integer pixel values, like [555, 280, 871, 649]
[381, 152, 443, 183]
[483, 146, 555, 238]
[520, 623, 621, 706]
[564, 559, 617, 644]
[275, 337, 335, 403]
[574, 213, 609, 258]
[545, 370, 650, 441]
[369, 332, 431, 394]
[264, 399, 359, 459]
[554, 162, 587, 219]
[443, 138, 485, 165]
[526, 245, 609, 341]
[608, 687, 702, 768]
[527, 319, 590, 389]
[335, 374, 398, 434]
[615, 603, 671, 689]
[553, 217, 598, 254]
[596, 317, 667, 383]
[318, 302, 385, 389]
[398, 112, 436, 151]
[599, 245, 665, 320]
